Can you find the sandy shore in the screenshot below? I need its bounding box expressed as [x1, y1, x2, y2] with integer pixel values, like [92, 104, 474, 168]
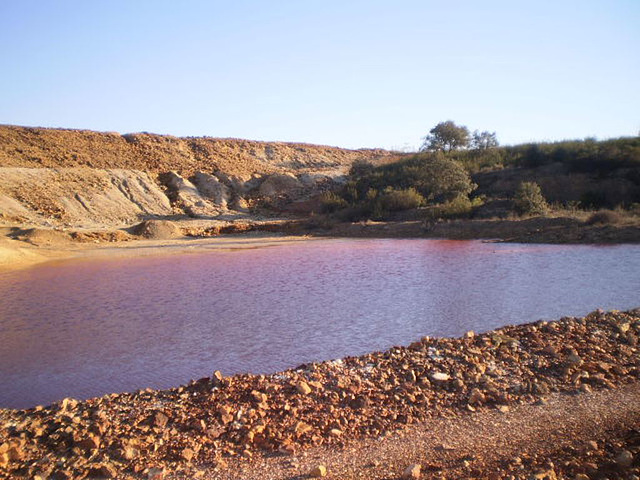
[1, 213, 638, 273]
[0, 232, 319, 272]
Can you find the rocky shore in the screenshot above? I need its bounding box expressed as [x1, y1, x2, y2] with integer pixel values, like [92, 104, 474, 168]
[1, 309, 639, 479]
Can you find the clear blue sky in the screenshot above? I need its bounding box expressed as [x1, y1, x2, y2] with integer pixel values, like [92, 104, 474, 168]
[1, 1, 638, 150]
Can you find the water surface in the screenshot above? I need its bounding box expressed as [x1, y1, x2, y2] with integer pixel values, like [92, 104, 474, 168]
[0, 238, 638, 409]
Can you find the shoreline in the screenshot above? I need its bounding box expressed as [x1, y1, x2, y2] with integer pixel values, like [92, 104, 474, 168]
[2, 309, 639, 479]
[1, 215, 639, 273]
[0, 232, 320, 273]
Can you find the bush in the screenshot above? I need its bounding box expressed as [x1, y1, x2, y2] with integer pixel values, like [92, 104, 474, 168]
[348, 152, 476, 204]
[451, 136, 640, 175]
[586, 210, 622, 225]
[319, 191, 348, 213]
[580, 191, 608, 209]
[424, 194, 483, 220]
[379, 187, 425, 212]
[349, 160, 375, 178]
[514, 182, 548, 215]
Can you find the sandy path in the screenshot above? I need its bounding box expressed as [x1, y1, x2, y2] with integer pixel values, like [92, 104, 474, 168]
[212, 383, 640, 480]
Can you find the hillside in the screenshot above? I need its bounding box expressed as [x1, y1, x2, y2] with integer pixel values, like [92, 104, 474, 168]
[0, 125, 398, 229]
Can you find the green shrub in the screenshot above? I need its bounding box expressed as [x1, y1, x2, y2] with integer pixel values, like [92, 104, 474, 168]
[451, 136, 640, 175]
[379, 187, 425, 212]
[347, 152, 476, 204]
[514, 182, 548, 216]
[424, 194, 483, 220]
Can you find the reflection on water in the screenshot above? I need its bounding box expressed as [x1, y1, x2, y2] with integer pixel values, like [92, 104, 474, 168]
[0, 238, 638, 408]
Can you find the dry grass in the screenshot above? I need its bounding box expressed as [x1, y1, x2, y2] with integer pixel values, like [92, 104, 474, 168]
[586, 209, 624, 225]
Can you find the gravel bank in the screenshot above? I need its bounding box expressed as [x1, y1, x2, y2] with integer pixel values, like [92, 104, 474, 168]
[1, 309, 639, 479]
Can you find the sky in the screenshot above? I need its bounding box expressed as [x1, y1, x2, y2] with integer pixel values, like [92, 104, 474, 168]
[0, 1, 638, 150]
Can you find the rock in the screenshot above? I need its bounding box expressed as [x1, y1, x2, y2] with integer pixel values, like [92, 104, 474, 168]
[147, 467, 164, 479]
[122, 446, 139, 460]
[278, 440, 296, 456]
[87, 463, 117, 478]
[429, 372, 451, 383]
[190, 171, 230, 208]
[231, 196, 249, 212]
[468, 388, 486, 405]
[212, 370, 225, 387]
[181, 447, 195, 462]
[309, 380, 324, 391]
[464, 331, 475, 339]
[294, 421, 313, 436]
[573, 475, 590, 480]
[296, 381, 312, 395]
[152, 411, 169, 428]
[218, 405, 234, 424]
[251, 390, 267, 403]
[3, 444, 23, 462]
[60, 397, 79, 411]
[50, 470, 73, 480]
[529, 469, 557, 480]
[159, 171, 220, 217]
[351, 395, 370, 409]
[615, 449, 633, 468]
[75, 434, 100, 451]
[310, 465, 327, 477]
[402, 463, 422, 479]
[565, 349, 583, 368]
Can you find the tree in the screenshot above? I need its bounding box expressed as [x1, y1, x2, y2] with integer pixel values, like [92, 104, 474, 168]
[471, 130, 499, 150]
[513, 181, 548, 215]
[420, 121, 470, 152]
[412, 153, 476, 202]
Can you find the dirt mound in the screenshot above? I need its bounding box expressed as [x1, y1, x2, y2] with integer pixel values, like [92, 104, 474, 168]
[130, 220, 182, 239]
[0, 126, 402, 229]
[13, 228, 72, 246]
[0, 125, 398, 177]
[69, 230, 134, 243]
[0, 167, 173, 228]
[258, 173, 303, 197]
